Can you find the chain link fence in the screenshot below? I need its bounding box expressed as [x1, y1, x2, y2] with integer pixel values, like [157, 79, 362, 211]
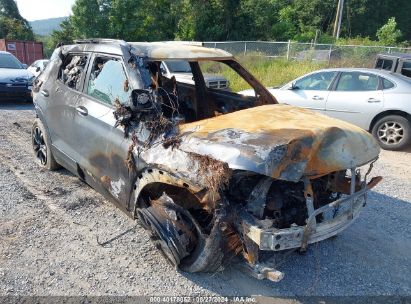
[203, 41, 411, 66]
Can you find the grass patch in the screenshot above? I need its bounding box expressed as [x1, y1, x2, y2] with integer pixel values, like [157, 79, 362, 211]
[201, 55, 369, 92]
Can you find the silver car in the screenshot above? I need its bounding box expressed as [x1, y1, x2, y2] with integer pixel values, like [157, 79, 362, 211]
[27, 59, 49, 77]
[161, 60, 229, 90]
[240, 68, 411, 150]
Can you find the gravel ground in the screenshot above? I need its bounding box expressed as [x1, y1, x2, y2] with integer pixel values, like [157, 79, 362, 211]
[0, 101, 410, 298]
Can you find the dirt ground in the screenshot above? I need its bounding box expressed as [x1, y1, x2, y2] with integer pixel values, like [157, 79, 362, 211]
[1, 101, 410, 298]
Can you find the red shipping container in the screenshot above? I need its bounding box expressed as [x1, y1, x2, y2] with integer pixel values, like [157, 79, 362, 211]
[0, 39, 44, 65]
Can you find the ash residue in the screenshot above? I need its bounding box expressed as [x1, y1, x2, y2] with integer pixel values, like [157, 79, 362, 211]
[189, 153, 231, 192]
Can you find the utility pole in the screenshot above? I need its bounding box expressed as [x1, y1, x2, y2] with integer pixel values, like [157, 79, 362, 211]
[333, 0, 344, 39]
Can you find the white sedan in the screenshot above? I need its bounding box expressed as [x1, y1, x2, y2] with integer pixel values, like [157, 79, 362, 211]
[27, 59, 49, 77]
[239, 68, 411, 150]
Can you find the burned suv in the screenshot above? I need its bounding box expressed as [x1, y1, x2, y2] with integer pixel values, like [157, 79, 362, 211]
[32, 39, 381, 281]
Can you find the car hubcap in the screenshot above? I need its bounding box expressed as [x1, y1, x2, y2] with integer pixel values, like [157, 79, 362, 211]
[377, 121, 404, 145]
[33, 127, 47, 165]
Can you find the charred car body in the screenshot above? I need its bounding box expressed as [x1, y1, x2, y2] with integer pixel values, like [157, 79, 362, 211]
[32, 39, 381, 281]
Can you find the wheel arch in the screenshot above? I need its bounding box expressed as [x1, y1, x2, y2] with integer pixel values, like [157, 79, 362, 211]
[34, 105, 53, 143]
[369, 110, 411, 132]
[130, 167, 205, 219]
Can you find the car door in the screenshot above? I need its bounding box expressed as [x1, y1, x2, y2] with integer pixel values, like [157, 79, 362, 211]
[274, 71, 338, 113]
[74, 53, 135, 211]
[41, 52, 91, 172]
[325, 71, 384, 130]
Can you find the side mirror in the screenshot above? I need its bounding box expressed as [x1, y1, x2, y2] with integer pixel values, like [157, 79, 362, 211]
[288, 82, 298, 90]
[22, 64, 28, 69]
[131, 89, 154, 112]
[36, 67, 41, 72]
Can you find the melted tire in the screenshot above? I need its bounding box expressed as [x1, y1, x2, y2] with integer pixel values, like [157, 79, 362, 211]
[137, 195, 224, 273]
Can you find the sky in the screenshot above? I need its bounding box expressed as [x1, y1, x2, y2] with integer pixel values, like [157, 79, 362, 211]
[15, 0, 75, 21]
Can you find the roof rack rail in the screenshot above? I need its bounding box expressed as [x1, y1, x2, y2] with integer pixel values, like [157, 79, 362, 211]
[74, 38, 127, 45]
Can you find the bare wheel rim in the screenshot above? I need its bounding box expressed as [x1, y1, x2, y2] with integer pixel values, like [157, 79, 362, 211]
[377, 121, 404, 145]
[33, 127, 47, 165]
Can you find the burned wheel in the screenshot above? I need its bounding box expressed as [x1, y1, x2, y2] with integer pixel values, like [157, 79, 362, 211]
[31, 119, 60, 170]
[137, 193, 223, 272]
[137, 194, 198, 266]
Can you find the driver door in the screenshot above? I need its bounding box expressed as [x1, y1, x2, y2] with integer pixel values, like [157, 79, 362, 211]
[73, 53, 135, 211]
[276, 71, 338, 113]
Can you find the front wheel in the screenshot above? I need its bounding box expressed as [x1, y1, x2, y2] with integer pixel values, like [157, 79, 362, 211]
[137, 193, 223, 273]
[31, 118, 60, 170]
[372, 115, 411, 151]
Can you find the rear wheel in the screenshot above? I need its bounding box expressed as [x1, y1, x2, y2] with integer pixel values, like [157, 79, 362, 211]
[372, 115, 411, 150]
[31, 118, 60, 170]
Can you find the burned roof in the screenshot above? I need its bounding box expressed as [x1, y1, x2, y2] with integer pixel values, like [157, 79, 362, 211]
[129, 42, 234, 61]
[69, 39, 234, 61]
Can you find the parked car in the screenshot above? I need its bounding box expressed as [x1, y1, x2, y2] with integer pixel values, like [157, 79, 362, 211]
[375, 53, 411, 78]
[240, 68, 411, 150]
[161, 60, 229, 90]
[32, 40, 381, 282]
[0, 51, 33, 102]
[28, 59, 49, 77]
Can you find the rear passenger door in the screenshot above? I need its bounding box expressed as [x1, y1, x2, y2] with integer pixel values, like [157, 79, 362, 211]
[325, 71, 384, 130]
[73, 53, 135, 210]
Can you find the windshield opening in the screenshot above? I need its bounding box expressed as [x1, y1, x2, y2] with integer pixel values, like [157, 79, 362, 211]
[130, 57, 276, 124]
[0, 53, 23, 69]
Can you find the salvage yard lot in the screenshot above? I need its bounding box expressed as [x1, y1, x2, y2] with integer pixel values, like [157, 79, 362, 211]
[1, 101, 411, 297]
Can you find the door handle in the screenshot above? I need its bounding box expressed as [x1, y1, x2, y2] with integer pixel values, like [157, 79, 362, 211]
[312, 95, 324, 101]
[367, 98, 381, 103]
[40, 90, 49, 97]
[76, 106, 88, 116]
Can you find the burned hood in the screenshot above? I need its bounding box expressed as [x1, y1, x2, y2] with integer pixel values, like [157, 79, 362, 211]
[177, 104, 380, 182]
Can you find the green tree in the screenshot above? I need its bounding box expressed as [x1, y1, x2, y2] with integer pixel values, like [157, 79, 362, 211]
[0, 0, 34, 40]
[376, 17, 402, 46]
[48, 18, 76, 49]
[177, 0, 241, 41]
[70, 0, 109, 38]
[50, 0, 411, 46]
[344, 0, 410, 41]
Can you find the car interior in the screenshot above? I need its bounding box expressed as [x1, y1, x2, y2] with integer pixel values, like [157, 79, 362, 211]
[141, 59, 265, 123]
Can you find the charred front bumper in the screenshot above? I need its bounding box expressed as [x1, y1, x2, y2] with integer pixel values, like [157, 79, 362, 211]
[233, 167, 381, 282]
[243, 187, 367, 252]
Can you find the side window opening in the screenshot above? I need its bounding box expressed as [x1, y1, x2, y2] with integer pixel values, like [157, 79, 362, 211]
[336, 72, 378, 91]
[295, 71, 337, 91]
[59, 54, 88, 91]
[382, 78, 395, 90]
[87, 57, 131, 106]
[376, 59, 393, 71]
[401, 61, 411, 78]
